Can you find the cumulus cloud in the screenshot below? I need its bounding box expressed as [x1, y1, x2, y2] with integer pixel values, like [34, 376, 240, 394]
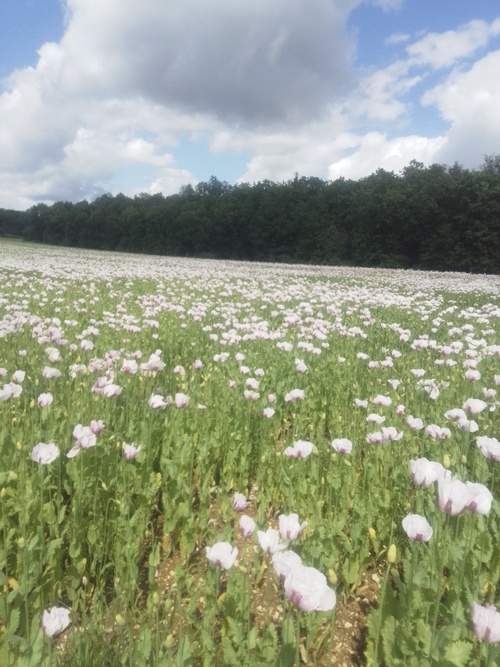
[327, 132, 447, 180]
[421, 49, 500, 165]
[406, 18, 500, 69]
[59, 0, 358, 124]
[1, 3, 500, 208]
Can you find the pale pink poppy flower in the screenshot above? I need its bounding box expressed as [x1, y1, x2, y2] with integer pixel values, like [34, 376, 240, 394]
[396, 404, 405, 416]
[406, 415, 424, 430]
[263, 408, 275, 418]
[140, 353, 165, 373]
[254, 368, 265, 377]
[466, 482, 493, 515]
[476, 436, 500, 461]
[465, 369, 481, 381]
[387, 379, 400, 390]
[373, 395, 391, 406]
[257, 528, 287, 554]
[463, 398, 488, 415]
[471, 603, 500, 644]
[284, 440, 313, 458]
[37, 393, 53, 408]
[436, 476, 472, 516]
[45, 347, 62, 364]
[239, 366, 250, 374]
[425, 424, 451, 439]
[457, 418, 478, 433]
[273, 551, 302, 582]
[331, 438, 352, 454]
[410, 458, 448, 487]
[402, 514, 433, 542]
[235, 353, 245, 362]
[0, 368, 6, 377]
[101, 384, 122, 398]
[67, 425, 97, 459]
[233, 493, 249, 512]
[228, 380, 236, 388]
[173, 365, 185, 375]
[174, 393, 190, 408]
[205, 542, 238, 570]
[80, 340, 94, 351]
[279, 513, 307, 541]
[239, 515, 256, 538]
[495, 375, 500, 386]
[31, 443, 60, 465]
[392, 350, 402, 358]
[284, 389, 304, 403]
[268, 394, 277, 404]
[12, 370, 25, 383]
[411, 369, 426, 378]
[244, 390, 260, 401]
[91, 376, 110, 394]
[245, 378, 260, 390]
[192, 359, 203, 370]
[366, 432, 386, 445]
[483, 388, 496, 399]
[148, 394, 168, 409]
[121, 359, 138, 374]
[284, 565, 336, 612]
[295, 359, 307, 373]
[368, 361, 380, 369]
[74, 425, 97, 449]
[444, 408, 467, 421]
[381, 426, 403, 441]
[90, 419, 105, 435]
[42, 607, 71, 637]
[354, 399, 368, 409]
[124, 443, 141, 460]
[366, 414, 386, 425]
[43, 367, 61, 380]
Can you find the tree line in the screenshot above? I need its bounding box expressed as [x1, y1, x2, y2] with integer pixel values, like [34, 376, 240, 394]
[2, 156, 500, 273]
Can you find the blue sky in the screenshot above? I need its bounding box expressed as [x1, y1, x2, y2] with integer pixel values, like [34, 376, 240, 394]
[0, 0, 499, 209]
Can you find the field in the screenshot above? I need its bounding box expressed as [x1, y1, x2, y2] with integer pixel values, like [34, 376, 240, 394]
[0, 239, 499, 666]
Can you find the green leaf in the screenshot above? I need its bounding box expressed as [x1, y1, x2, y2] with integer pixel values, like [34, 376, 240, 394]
[8, 608, 20, 635]
[415, 619, 432, 656]
[444, 641, 473, 667]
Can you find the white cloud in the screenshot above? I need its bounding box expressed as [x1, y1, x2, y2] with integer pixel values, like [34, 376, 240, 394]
[1, 4, 500, 209]
[57, 0, 358, 124]
[385, 32, 410, 46]
[327, 132, 447, 180]
[421, 49, 500, 165]
[406, 18, 500, 69]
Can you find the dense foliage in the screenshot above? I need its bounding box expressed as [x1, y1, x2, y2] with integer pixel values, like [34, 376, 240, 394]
[2, 157, 500, 273]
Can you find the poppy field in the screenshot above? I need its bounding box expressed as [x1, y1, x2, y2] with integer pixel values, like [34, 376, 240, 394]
[0, 239, 499, 666]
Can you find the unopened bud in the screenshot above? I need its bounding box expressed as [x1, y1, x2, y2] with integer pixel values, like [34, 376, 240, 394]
[387, 544, 397, 563]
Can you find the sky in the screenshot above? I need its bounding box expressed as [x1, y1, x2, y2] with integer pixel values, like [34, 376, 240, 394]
[0, 0, 499, 210]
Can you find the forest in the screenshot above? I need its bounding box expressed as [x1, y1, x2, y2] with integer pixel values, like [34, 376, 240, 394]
[1, 156, 500, 273]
